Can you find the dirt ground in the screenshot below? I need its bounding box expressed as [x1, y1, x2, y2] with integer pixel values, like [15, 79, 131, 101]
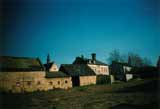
[0, 78, 159, 109]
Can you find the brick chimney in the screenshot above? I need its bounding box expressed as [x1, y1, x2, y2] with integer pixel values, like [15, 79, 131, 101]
[91, 53, 96, 64]
[91, 53, 96, 61]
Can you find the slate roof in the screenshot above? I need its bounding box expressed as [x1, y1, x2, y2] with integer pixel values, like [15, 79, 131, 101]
[73, 57, 108, 66]
[45, 71, 69, 78]
[111, 61, 132, 67]
[59, 64, 96, 76]
[129, 66, 158, 74]
[94, 60, 108, 65]
[0, 56, 44, 72]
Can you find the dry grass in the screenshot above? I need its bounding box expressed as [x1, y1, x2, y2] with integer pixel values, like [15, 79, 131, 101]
[0, 78, 159, 109]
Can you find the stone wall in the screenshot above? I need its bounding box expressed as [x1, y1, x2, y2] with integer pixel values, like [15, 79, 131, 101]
[44, 77, 72, 90]
[80, 76, 96, 86]
[96, 75, 111, 84]
[0, 71, 72, 93]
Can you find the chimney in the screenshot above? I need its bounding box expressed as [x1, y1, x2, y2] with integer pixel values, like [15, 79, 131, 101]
[81, 54, 84, 59]
[91, 53, 96, 61]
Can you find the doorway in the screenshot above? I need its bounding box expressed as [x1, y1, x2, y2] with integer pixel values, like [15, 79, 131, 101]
[72, 76, 80, 87]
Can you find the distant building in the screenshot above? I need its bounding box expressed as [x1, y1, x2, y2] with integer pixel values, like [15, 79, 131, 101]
[73, 53, 109, 75]
[129, 66, 158, 78]
[110, 60, 133, 81]
[0, 56, 72, 93]
[44, 54, 58, 72]
[127, 56, 160, 79]
[157, 56, 160, 72]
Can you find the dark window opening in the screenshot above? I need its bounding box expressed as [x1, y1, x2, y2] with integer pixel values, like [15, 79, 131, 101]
[65, 80, 68, 83]
[27, 81, 31, 86]
[16, 82, 20, 86]
[49, 81, 53, 85]
[37, 81, 41, 85]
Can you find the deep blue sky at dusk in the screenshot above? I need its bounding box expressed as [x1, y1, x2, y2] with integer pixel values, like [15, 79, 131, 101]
[2, 0, 160, 66]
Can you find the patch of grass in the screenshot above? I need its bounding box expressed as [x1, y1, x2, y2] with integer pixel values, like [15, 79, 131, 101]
[75, 86, 88, 92]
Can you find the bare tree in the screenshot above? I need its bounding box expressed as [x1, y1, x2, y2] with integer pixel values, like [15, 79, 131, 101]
[143, 57, 152, 66]
[107, 50, 152, 67]
[107, 49, 126, 64]
[128, 53, 152, 67]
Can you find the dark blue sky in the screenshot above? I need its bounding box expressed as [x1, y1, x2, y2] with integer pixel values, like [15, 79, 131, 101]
[2, 0, 160, 65]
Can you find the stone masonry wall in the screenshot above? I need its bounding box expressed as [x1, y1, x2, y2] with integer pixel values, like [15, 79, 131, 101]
[0, 71, 72, 93]
[80, 76, 96, 86]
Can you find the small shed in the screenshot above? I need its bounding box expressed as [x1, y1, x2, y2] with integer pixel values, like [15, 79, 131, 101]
[45, 71, 72, 89]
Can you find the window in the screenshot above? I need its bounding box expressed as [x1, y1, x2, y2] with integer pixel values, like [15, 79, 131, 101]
[49, 81, 53, 85]
[101, 67, 103, 72]
[27, 81, 31, 86]
[16, 82, 20, 86]
[57, 81, 60, 85]
[37, 81, 41, 85]
[65, 80, 68, 83]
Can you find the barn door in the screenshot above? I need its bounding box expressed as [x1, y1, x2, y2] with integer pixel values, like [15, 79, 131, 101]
[71, 76, 80, 87]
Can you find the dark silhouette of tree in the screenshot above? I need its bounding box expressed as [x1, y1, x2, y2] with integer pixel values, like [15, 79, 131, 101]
[128, 52, 143, 67]
[107, 50, 152, 67]
[143, 57, 152, 66]
[107, 49, 127, 64]
[128, 52, 152, 67]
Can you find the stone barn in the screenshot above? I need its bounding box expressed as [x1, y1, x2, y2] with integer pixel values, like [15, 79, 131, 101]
[0, 56, 72, 93]
[0, 56, 45, 93]
[59, 64, 96, 87]
[43, 55, 72, 90]
[45, 71, 72, 90]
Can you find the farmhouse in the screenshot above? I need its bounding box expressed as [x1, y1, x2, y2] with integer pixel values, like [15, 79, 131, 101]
[73, 53, 109, 75]
[0, 56, 72, 93]
[59, 53, 111, 86]
[110, 61, 132, 81]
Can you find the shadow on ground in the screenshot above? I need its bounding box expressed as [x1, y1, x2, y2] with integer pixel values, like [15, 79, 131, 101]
[111, 102, 159, 109]
[116, 79, 159, 93]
